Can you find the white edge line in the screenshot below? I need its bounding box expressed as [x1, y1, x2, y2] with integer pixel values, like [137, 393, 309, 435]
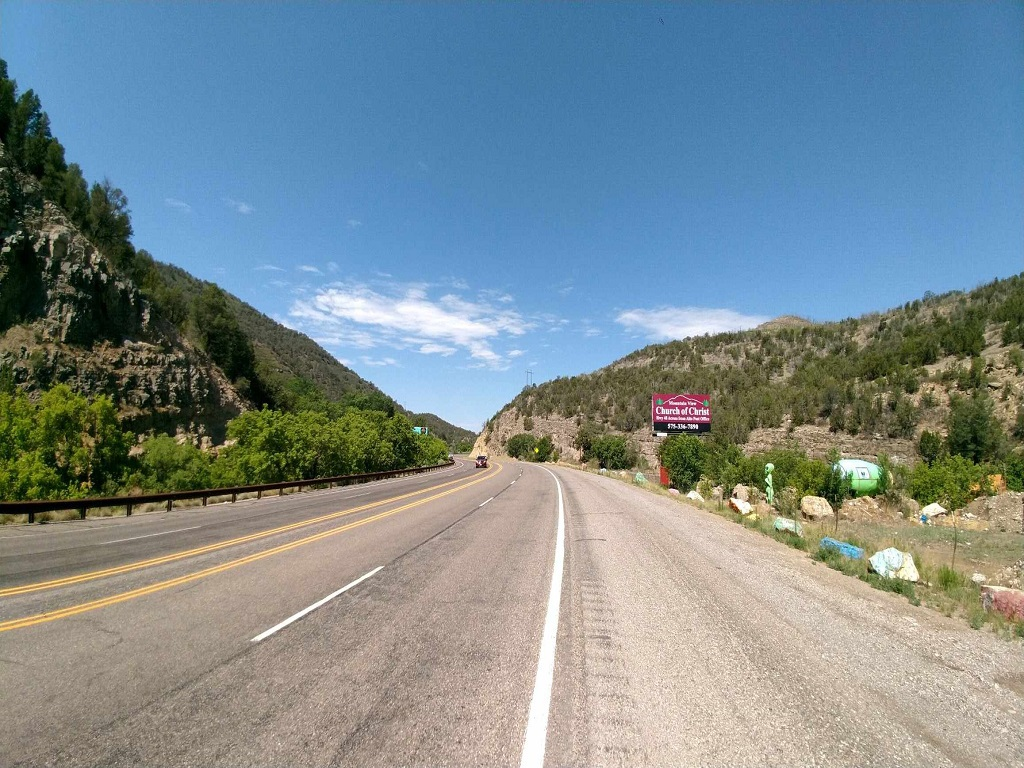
[479, 497, 495, 508]
[250, 565, 383, 643]
[104, 526, 201, 545]
[520, 467, 566, 768]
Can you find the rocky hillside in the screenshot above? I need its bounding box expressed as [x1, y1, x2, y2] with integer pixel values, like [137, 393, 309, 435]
[478, 276, 1024, 468]
[0, 141, 471, 446]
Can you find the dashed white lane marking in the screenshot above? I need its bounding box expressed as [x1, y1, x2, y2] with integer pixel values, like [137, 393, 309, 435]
[520, 467, 566, 768]
[103, 526, 201, 544]
[479, 497, 495, 508]
[251, 566, 384, 643]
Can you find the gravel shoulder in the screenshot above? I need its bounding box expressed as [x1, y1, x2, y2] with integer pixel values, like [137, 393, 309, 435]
[545, 465, 1024, 767]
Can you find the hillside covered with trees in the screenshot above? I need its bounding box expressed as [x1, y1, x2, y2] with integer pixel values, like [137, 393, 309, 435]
[481, 274, 1024, 488]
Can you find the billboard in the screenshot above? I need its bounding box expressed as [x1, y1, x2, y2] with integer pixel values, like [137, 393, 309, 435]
[652, 393, 712, 435]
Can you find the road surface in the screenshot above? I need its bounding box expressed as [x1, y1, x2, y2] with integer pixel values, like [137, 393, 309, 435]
[2, 459, 1022, 766]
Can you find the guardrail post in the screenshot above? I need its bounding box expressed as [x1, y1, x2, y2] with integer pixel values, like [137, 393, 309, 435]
[279, 488, 284, 496]
[257, 489, 262, 500]
[79, 507, 86, 520]
[28, 510, 34, 524]
[127, 503, 132, 517]
[231, 493, 236, 503]
[202, 496, 207, 507]
[166, 499, 173, 512]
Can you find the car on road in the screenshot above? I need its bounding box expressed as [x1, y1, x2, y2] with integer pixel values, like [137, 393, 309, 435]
[475, 455, 488, 468]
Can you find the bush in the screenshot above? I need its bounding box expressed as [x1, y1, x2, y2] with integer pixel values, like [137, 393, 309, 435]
[659, 435, 708, 490]
[907, 454, 991, 509]
[589, 435, 636, 470]
[505, 433, 537, 459]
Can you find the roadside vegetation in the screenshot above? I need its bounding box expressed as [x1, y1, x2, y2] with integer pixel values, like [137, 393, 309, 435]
[0, 382, 450, 505]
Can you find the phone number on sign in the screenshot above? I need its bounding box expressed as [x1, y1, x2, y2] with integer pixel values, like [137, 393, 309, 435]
[658, 422, 709, 432]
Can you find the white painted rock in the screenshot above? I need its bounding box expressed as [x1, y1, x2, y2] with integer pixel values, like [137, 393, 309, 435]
[800, 495, 833, 521]
[921, 502, 948, 520]
[729, 497, 752, 515]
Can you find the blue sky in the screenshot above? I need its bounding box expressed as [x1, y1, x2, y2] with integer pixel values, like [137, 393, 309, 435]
[2, 3, 1022, 431]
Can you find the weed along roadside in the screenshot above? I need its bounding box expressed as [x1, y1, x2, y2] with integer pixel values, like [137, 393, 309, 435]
[565, 462, 1024, 642]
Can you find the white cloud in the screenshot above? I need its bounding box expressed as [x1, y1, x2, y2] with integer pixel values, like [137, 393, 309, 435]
[361, 356, 398, 367]
[615, 307, 769, 341]
[326, 261, 339, 273]
[298, 265, 322, 274]
[583, 327, 602, 337]
[289, 282, 534, 370]
[224, 198, 255, 215]
[164, 197, 192, 214]
[419, 343, 457, 356]
[347, 219, 362, 229]
[508, 349, 525, 358]
[558, 285, 574, 296]
[255, 264, 285, 272]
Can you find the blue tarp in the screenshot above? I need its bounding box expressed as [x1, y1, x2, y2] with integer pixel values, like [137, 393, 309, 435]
[819, 537, 865, 560]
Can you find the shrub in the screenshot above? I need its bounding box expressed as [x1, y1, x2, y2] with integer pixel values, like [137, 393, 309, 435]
[505, 433, 537, 459]
[659, 435, 708, 491]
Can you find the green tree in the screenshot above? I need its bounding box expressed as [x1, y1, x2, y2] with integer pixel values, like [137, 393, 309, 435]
[946, 392, 1004, 463]
[534, 435, 555, 462]
[190, 285, 256, 382]
[135, 435, 212, 491]
[590, 435, 635, 470]
[659, 435, 708, 490]
[86, 179, 135, 272]
[820, 448, 852, 534]
[918, 430, 943, 466]
[506, 433, 537, 459]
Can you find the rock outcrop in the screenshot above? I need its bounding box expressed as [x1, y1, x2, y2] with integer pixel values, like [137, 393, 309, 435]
[0, 142, 246, 441]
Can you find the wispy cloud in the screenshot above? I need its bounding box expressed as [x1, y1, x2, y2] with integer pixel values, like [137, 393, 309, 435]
[289, 281, 534, 370]
[508, 349, 525, 358]
[224, 198, 255, 215]
[164, 197, 192, 214]
[347, 219, 362, 229]
[298, 265, 322, 274]
[361, 356, 398, 367]
[616, 307, 769, 341]
[419, 343, 457, 356]
[255, 264, 285, 272]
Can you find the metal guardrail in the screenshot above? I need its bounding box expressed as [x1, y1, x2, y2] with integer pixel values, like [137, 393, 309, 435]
[0, 461, 455, 524]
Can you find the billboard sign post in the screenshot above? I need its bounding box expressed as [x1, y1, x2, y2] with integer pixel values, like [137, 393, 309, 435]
[652, 394, 712, 435]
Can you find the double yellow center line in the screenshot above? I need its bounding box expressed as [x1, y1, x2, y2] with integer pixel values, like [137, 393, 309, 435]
[0, 463, 500, 633]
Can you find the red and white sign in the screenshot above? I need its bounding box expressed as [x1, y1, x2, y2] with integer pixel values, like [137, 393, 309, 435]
[652, 393, 712, 435]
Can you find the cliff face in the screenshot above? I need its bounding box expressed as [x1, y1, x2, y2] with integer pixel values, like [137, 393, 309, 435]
[0, 145, 245, 442]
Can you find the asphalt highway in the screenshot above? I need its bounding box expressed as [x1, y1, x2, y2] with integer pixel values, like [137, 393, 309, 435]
[2, 459, 1023, 766]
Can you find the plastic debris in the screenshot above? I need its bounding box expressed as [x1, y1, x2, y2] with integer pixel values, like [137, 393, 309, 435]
[685, 490, 704, 503]
[634, 472, 647, 485]
[819, 537, 865, 560]
[869, 548, 920, 582]
[773, 517, 803, 536]
[668, 488, 680, 495]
